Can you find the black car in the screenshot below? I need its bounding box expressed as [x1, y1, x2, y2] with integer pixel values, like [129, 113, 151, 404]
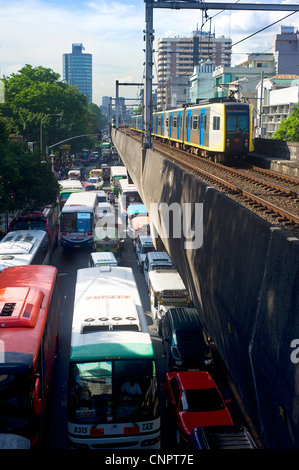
[161, 307, 214, 371]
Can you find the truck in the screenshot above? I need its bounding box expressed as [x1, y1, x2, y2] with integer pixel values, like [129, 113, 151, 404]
[187, 425, 257, 450]
[148, 268, 192, 331]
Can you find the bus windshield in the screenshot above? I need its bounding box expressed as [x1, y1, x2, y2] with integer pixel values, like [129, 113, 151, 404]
[0, 370, 35, 435]
[61, 212, 92, 233]
[11, 218, 46, 231]
[68, 359, 158, 424]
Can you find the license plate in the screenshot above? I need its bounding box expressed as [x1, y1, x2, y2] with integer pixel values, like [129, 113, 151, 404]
[124, 426, 140, 435]
[90, 428, 104, 436]
[74, 244, 81, 248]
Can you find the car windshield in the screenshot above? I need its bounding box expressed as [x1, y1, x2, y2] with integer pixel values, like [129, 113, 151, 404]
[180, 388, 225, 412]
[141, 246, 154, 254]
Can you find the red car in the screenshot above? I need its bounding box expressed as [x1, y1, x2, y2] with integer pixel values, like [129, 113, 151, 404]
[164, 371, 233, 446]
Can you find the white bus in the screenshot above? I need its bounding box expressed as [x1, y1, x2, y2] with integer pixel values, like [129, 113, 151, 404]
[67, 266, 160, 450]
[118, 179, 142, 221]
[60, 192, 97, 249]
[0, 230, 50, 272]
[110, 166, 127, 196]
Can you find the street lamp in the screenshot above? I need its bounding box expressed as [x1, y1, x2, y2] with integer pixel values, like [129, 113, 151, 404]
[40, 113, 63, 161]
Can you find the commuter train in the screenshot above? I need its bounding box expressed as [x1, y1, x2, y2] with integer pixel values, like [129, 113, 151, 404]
[131, 99, 254, 163]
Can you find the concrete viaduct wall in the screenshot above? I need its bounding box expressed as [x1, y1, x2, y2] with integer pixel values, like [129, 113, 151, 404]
[112, 128, 299, 449]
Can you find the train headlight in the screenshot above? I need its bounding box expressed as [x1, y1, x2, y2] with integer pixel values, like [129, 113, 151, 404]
[226, 139, 230, 147]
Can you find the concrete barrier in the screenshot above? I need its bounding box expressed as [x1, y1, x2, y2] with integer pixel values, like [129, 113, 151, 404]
[112, 128, 299, 449]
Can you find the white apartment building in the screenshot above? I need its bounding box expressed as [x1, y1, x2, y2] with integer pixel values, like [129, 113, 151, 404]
[256, 76, 299, 138]
[157, 31, 232, 109]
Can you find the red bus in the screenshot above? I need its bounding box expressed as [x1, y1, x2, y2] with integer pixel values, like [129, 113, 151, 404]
[0, 265, 60, 447]
[8, 204, 59, 253]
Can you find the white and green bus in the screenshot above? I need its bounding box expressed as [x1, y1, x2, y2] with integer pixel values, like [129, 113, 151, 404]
[67, 266, 160, 449]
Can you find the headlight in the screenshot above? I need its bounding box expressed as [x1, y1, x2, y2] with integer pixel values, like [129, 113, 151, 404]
[141, 436, 160, 447]
[204, 358, 213, 366]
[174, 360, 183, 366]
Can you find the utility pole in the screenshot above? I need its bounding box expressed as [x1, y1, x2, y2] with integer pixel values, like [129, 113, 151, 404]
[259, 70, 264, 132]
[144, 0, 154, 150]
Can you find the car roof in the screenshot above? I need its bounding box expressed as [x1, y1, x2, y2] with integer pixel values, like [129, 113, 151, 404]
[168, 371, 217, 390]
[90, 252, 118, 263]
[167, 308, 204, 330]
[138, 235, 153, 245]
[146, 251, 172, 262]
[127, 204, 148, 215]
[97, 202, 113, 208]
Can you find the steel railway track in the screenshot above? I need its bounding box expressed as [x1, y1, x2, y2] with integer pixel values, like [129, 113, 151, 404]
[121, 130, 299, 231]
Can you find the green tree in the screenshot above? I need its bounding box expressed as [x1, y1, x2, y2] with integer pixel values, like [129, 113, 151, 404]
[1, 65, 105, 154]
[272, 103, 299, 142]
[0, 139, 59, 214]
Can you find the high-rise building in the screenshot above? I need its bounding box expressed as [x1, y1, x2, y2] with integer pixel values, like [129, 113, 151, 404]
[273, 26, 299, 75]
[63, 43, 92, 102]
[157, 30, 232, 109]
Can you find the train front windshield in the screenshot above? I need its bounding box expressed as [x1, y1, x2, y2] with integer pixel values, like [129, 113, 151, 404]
[226, 108, 249, 134]
[226, 110, 249, 134]
[68, 360, 159, 424]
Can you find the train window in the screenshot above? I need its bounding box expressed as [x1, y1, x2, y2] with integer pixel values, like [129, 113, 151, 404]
[192, 115, 198, 130]
[204, 115, 207, 130]
[166, 117, 169, 127]
[173, 117, 177, 128]
[213, 116, 220, 130]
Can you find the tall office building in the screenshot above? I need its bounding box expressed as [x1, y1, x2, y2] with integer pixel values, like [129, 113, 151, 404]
[157, 31, 232, 109]
[63, 43, 92, 102]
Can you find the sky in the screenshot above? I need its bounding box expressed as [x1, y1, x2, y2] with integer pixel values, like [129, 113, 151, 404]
[0, 0, 298, 107]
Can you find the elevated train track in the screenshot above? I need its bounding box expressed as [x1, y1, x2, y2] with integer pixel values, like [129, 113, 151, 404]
[112, 126, 299, 449]
[126, 128, 299, 237]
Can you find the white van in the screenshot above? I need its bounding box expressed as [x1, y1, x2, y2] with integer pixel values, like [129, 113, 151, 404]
[143, 251, 173, 290]
[96, 202, 115, 220]
[88, 251, 118, 267]
[135, 235, 155, 271]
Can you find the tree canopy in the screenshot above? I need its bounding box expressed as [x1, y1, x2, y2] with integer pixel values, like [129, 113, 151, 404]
[1, 64, 105, 154]
[0, 65, 106, 217]
[272, 103, 299, 141]
[0, 139, 59, 214]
